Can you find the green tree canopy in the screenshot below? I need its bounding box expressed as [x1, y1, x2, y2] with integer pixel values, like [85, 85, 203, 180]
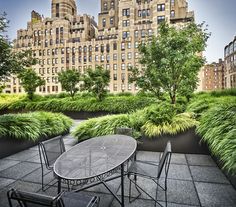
[58, 69, 81, 99]
[18, 68, 45, 100]
[130, 22, 210, 104]
[82, 66, 110, 101]
[0, 13, 37, 82]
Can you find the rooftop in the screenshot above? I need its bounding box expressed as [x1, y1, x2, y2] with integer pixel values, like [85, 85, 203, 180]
[0, 120, 236, 207]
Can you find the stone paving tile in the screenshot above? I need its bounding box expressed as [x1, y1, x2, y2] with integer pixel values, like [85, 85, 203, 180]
[21, 167, 54, 185]
[163, 164, 192, 181]
[136, 151, 160, 163]
[186, 154, 216, 167]
[190, 166, 230, 184]
[171, 153, 187, 165]
[0, 159, 20, 172]
[26, 154, 41, 163]
[0, 162, 40, 180]
[117, 177, 200, 206]
[112, 197, 200, 207]
[0, 178, 16, 189]
[6, 149, 39, 161]
[195, 182, 236, 207]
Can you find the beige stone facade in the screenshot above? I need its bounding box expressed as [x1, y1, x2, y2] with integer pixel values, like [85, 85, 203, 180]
[4, 0, 193, 94]
[201, 59, 225, 91]
[224, 36, 236, 89]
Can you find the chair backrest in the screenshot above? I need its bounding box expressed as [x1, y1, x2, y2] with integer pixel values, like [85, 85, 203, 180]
[157, 141, 172, 178]
[38, 136, 65, 168]
[7, 188, 62, 207]
[115, 127, 133, 136]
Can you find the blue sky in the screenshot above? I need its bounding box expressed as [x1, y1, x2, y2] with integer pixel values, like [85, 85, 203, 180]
[0, 0, 235, 63]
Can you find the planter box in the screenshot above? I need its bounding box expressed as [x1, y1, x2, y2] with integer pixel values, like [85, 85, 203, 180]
[137, 128, 210, 154]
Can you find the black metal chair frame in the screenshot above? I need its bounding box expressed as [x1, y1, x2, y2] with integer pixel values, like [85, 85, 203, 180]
[38, 135, 66, 191]
[128, 141, 172, 207]
[7, 188, 100, 207]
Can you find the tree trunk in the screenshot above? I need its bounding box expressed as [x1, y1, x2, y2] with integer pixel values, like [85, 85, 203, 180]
[170, 93, 176, 104]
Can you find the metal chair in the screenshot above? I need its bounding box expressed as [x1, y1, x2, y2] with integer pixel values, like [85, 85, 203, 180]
[128, 141, 172, 207]
[7, 188, 100, 207]
[38, 135, 66, 191]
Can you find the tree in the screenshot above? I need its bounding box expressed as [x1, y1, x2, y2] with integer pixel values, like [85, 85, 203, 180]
[0, 13, 37, 83]
[58, 69, 81, 99]
[130, 22, 210, 104]
[82, 66, 110, 101]
[18, 68, 45, 100]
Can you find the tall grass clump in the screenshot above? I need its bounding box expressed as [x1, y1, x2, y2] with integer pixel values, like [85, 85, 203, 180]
[73, 114, 131, 141]
[73, 102, 198, 141]
[0, 112, 72, 141]
[197, 103, 236, 174]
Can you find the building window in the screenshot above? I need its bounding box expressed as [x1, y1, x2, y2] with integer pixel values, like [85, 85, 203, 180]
[128, 42, 131, 49]
[113, 54, 117, 60]
[128, 52, 132, 59]
[170, 10, 175, 17]
[104, 2, 108, 11]
[141, 30, 146, 37]
[147, 9, 150, 16]
[121, 53, 125, 61]
[135, 30, 139, 38]
[121, 63, 125, 70]
[157, 16, 165, 24]
[171, 0, 175, 6]
[113, 64, 117, 70]
[138, 10, 142, 17]
[56, 3, 59, 17]
[95, 45, 99, 52]
[113, 42, 117, 50]
[135, 41, 139, 48]
[148, 29, 153, 36]
[123, 20, 130, 27]
[142, 9, 146, 17]
[111, 1, 114, 9]
[102, 18, 106, 27]
[122, 31, 130, 39]
[121, 42, 125, 50]
[122, 8, 130, 16]
[157, 4, 165, 11]
[110, 17, 114, 25]
[113, 74, 117, 80]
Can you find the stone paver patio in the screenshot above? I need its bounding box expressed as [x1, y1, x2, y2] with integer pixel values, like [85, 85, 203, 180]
[0, 120, 236, 207]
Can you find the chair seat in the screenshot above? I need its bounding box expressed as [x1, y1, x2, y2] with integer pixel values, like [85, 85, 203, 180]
[128, 160, 159, 178]
[61, 192, 98, 207]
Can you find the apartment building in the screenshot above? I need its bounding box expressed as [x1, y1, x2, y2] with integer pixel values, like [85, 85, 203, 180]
[4, 0, 193, 94]
[224, 36, 236, 88]
[202, 59, 225, 91]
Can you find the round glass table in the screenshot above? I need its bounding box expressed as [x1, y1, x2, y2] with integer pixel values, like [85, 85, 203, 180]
[54, 134, 137, 207]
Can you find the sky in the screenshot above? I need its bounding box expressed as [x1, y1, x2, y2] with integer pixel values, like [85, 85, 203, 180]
[0, 0, 235, 63]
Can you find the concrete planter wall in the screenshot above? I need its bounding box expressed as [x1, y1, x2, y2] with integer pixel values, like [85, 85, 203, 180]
[137, 128, 210, 154]
[0, 131, 69, 159]
[0, 137, 45, 159]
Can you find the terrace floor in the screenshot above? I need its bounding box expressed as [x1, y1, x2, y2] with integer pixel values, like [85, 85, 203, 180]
[0, 120, 236, 207]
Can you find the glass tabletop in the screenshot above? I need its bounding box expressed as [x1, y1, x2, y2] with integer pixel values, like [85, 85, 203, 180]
[53, 135, 137, 181]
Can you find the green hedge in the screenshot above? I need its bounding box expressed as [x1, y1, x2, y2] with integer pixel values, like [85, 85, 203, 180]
[197, 103, 236, 174]
[0, 112, 72, 141]
[0, 94, 157, 114]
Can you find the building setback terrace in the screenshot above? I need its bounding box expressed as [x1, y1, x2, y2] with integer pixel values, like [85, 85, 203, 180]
[0, 120, 236, 207]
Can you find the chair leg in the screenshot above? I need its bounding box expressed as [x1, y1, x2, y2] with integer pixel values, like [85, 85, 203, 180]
[128, 175, 141, 203]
